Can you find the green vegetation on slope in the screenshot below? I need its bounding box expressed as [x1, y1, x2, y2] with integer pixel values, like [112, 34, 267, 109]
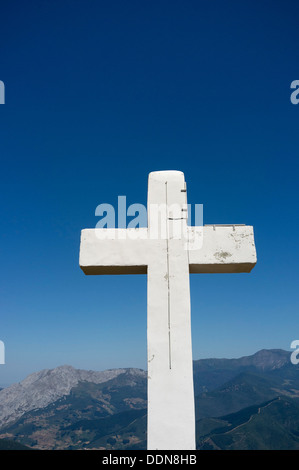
[197, 396, 299, 450]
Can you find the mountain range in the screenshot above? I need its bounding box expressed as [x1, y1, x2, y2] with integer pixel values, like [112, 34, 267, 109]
[0, 349, 298, 450]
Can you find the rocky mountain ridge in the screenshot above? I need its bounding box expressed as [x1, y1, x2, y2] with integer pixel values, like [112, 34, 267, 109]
[0, 348, 296, 450]
[0, 365, 146, 428]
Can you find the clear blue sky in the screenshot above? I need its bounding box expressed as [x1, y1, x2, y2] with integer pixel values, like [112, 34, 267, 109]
[0, 0, 299, 385]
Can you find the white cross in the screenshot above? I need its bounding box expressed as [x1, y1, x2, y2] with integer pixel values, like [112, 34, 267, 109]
[79, 170, 257, 450]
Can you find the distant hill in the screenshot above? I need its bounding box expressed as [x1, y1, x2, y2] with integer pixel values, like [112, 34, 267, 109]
[195, 372, 279, 419]
[197, 396, 299, 450]
[0, 438, 32, 450]
[193, 349, 291, 394]
[0, 365, 146, 430]
[194, 349, 299, 419]
[0, 369, 147, 449]
[0, 349, 298, 450]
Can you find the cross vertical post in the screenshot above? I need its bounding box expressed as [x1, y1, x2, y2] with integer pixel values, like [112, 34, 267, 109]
[146, 171, 195, 450]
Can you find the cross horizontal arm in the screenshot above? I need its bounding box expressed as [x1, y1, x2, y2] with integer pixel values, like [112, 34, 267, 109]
[79, 228, 161, 275]
[188, 225, 257, 273]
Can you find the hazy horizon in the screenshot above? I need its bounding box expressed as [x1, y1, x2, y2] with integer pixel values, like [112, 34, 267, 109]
[0, 347, 293, 388]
